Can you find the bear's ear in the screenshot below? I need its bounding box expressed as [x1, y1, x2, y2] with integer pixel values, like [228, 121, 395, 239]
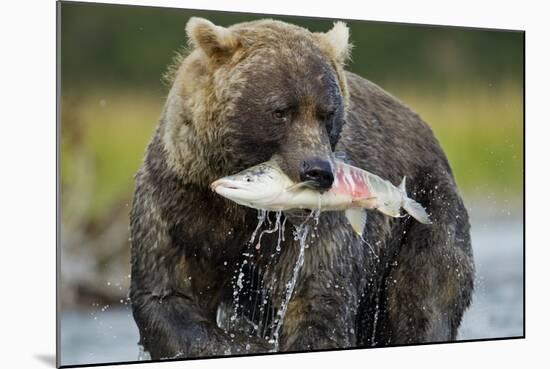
[185, 17, 240, 59]
[318, 21, 352, 65]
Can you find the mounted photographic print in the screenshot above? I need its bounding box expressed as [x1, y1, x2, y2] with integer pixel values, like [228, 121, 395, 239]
[57, 1, 525, 367]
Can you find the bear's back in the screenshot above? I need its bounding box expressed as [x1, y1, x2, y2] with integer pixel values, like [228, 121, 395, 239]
[339, 71, 452, 186]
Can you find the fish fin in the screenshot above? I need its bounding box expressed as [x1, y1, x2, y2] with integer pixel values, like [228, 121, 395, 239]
[345, 208, 367, 236]
[403, 198, 432, 224]
[399, 176, 407, 193]
[397, 176, 431, 224]
[376, 204, 401, 218]
[352, 196, 377, 208]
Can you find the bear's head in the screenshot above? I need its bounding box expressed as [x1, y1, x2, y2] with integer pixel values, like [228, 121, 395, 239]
[161, 17, 352, 190]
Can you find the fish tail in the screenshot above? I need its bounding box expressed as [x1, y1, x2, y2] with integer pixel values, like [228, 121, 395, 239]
[398, 176, 407, 193]
[403, 198, 432, 224]
[399, 177, 432, 225]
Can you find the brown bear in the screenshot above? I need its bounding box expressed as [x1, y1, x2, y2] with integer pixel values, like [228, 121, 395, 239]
[129, 17, 474, 359]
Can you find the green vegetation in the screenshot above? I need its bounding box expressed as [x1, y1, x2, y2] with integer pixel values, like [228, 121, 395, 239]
[61, 90, 161, 220]
[60, 2, 523, 90]
[390, 81, 523, 199]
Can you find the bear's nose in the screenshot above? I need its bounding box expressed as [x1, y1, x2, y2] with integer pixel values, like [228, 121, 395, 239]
[300, 158, 334, 191]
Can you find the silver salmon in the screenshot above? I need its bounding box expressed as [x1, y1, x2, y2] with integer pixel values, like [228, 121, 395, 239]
[211, 160, 431, 234]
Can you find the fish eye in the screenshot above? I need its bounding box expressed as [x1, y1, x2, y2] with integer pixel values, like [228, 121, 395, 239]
[246, 177, 252, 182]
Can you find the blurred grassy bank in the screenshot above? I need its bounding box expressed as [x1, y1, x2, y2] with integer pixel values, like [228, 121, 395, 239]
[61, 90, 161, 221]
[390, 80, 523, 199]
[61, 81, 523, 224]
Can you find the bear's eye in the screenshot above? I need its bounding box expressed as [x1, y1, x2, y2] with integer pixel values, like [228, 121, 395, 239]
[319, 110, 336, 121]
[272, 109, 290, 122]
[325, 120, 334, 135]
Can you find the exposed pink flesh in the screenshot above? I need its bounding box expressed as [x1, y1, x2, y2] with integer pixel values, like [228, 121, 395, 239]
[331, 164, 372, 200]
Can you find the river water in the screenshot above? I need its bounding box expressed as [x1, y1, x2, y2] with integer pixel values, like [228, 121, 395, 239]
[59, 216, 524, 366]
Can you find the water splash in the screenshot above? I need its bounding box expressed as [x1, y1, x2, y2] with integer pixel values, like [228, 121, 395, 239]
[269, 214, 313, 350]
[370, 301, 380, 346]
[137, 345, 151, 361]
[230, 210, 288, 335]
[252, 213, 289, 337]
[230, 257, 249, 328]
[223, 209, 318, 350]
[276, 216, 288, 252]
[256, 211, 283, 249]
[359, 233, 378, 260]
[227, 210, 269, 331]
[249, 210, 267, 245]
[353, 211, 379, 261]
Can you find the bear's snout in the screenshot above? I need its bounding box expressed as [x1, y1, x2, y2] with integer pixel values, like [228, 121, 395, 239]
[300, 157, 334, 191]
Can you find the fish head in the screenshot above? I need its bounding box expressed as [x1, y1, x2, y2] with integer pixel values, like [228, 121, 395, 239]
[211, 162, 291, 210]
